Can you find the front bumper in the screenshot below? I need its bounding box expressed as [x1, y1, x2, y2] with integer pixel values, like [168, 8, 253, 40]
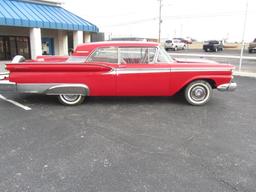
[217, 82, 237, 91]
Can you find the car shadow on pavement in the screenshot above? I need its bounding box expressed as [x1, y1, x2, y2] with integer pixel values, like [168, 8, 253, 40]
[9, 93, 188, 106]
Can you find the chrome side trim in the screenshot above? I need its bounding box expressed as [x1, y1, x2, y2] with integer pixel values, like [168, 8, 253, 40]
[217, 82, 237, 91]
[46, 84, 89, 96]
[14, 83, 89, 96]
[17, 84, 56, 94]
[105, 67, 231, 75]
[116, 68, 171, 74]
[171, 68, 232, 72]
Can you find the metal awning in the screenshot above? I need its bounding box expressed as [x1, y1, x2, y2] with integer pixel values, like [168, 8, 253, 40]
[0, 0, 99, 32]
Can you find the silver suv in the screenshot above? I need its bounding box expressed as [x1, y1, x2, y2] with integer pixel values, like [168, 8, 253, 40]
[164, 40, 186, 51]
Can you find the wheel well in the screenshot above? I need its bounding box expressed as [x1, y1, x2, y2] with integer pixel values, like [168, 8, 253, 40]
[179, 79, 217, 93]
[202, 79, 216, 89]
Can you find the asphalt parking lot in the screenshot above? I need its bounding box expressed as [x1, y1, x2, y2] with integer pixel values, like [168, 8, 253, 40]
[0, 76, 256, 192]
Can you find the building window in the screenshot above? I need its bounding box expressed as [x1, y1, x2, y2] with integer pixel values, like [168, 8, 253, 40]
[0, 36, 31, 60]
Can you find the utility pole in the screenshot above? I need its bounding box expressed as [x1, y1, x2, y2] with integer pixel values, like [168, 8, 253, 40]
[158, 0, 163, 43]
[239, 0, 249, 72]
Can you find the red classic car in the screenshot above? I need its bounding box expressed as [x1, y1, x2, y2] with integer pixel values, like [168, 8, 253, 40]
[0, 41, 236, 106]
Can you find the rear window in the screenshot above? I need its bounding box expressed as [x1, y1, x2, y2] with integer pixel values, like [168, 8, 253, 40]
[166, 40, 172, 43]
[209, 41, 219, 44]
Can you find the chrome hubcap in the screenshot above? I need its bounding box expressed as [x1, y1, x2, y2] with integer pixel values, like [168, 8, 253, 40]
[191, 86, 207, 101]
[62, 95, 80, 102]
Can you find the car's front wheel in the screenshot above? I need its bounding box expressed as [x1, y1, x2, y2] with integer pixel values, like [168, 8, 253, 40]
[58, 94, 85, 106]
[184, 80, 212, 106]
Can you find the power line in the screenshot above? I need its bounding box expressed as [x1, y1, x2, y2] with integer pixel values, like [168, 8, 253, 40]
[102, 18, 157, 27]
[102, 10, 256, 28]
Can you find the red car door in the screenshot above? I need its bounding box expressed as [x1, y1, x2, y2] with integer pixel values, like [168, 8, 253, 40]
[84, 47, 118, 96]
[116, 47, 171, 96]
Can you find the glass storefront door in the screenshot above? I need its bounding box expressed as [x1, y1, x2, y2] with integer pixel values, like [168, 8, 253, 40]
[42, 37, 54, 55]
[0, 37, 10, 60]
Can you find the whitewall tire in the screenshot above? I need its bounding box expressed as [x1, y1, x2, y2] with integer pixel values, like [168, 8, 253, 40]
[185, 80, 212, 106]
[58, 94, 85, 106]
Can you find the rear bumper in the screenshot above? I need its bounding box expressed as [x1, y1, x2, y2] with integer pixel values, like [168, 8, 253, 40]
[0, 80, 16, 92]
[0, 72, 9, 80]
[217, 82, 237, 91]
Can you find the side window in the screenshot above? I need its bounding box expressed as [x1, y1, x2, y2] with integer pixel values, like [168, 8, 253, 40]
[87, 47, 118, 63]
[119, 47, 156, 64]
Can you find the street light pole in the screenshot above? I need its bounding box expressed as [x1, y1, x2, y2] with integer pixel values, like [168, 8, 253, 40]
[239, 0, 249, 72]
[158, 0, 163, 43]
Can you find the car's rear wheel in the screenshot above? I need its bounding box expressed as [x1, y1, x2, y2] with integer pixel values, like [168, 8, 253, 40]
[184, 80, 212, 106]
[58, 94, 85, 106]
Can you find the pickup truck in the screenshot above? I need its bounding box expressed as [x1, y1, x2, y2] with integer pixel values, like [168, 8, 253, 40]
[248, 38, 256, 53]
[0, 41, 236, 106]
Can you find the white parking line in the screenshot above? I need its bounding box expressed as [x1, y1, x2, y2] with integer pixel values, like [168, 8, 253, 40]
[0, 94, 32, 111]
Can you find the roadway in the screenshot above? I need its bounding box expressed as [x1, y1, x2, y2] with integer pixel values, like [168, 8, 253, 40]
[169, 49, 256, 73]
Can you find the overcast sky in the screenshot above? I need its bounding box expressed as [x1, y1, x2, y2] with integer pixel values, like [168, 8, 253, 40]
[63, 0, 256, 42]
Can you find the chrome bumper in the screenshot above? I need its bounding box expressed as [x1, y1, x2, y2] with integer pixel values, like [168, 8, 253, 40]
[0, 80, 17, 92]
[0, 72, 9, 80]
[217, 82, 237, 91]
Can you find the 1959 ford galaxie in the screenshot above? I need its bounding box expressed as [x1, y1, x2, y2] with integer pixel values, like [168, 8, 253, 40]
[0, 41, 237, 106]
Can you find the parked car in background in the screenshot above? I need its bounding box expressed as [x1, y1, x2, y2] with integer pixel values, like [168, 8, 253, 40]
[165, 39, 186, 51]
[203, 40, 224, 52]
[248, 38, 256, 53]
[173, 38, 192, 44]
[0, 41, 236, 106]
